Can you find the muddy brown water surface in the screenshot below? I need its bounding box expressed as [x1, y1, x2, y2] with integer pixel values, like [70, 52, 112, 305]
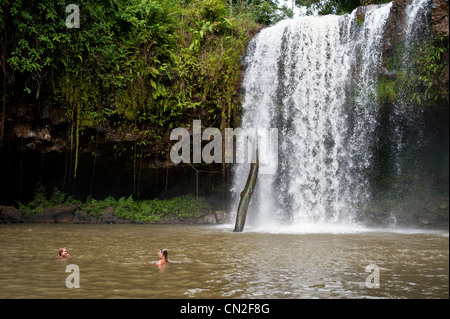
[0, 224, 448, 298]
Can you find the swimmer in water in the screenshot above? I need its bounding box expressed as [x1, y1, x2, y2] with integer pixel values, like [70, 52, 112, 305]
[157, 248, 169, 265]
[144, 248, 169, 266]
[57, 247, 70, 259]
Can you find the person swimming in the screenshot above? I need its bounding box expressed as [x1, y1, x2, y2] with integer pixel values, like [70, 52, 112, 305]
[57, 247, 70, 259]
[144, 248, 169, 266]
[157, 248, 169, 265]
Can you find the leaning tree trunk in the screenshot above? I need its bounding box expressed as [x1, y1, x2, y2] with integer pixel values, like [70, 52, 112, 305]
[233, 146, 259, 232]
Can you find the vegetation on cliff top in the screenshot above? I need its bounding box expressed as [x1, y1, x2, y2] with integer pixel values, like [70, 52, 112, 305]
[379, 33, 449, 108]
[294, 0, 392, 15]
[0, 0, 292, 178]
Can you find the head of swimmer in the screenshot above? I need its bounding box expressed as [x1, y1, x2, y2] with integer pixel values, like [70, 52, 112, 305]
[158, 248, 168, 262]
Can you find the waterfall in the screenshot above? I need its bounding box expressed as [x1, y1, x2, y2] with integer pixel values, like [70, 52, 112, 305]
[231, 0, 432, 232]
[390, 0, 432, 179]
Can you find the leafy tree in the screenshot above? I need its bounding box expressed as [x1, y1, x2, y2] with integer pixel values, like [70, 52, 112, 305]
[233, 0, 293, 25]
[294, 0, 389, 15]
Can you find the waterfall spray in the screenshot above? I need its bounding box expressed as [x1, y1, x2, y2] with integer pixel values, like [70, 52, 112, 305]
[231, 1, 432, 233]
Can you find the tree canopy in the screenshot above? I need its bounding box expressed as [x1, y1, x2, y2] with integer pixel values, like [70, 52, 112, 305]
[294, 0, 391, 15]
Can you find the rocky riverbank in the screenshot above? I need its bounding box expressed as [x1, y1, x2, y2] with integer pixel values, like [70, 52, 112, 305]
[0, 204, 232, 225]
[1, 200, 448, 229]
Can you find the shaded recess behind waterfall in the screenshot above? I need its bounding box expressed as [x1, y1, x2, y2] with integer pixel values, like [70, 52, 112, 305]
[231, 0, 448, 229]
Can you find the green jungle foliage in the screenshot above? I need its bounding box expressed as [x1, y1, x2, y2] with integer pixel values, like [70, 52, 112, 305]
[17, 182, 212, 221]
[1, 0, 282, 177]
[379, 33, 449, 108]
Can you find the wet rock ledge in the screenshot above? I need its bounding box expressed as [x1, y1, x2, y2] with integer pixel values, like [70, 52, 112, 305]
[0, 205, 231, 225]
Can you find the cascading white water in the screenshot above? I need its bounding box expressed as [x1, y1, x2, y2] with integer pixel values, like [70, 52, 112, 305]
[390, 0, 432, 178]
[231, 1, 431, 233]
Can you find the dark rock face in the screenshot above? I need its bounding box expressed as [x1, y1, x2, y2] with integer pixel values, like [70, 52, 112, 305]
[215, 210, 232, 224]
[431, 0, 449, 85]
[101, 207, 117, 224]
[381, 0, 448, 82]
[25, 205, 77, 223]
[0, 206, 23, 223]
[73, 211, 93, 224]
[200, 210, 232, 225]
[381, 0, 421, 70]
[431, 0, 449, 35]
